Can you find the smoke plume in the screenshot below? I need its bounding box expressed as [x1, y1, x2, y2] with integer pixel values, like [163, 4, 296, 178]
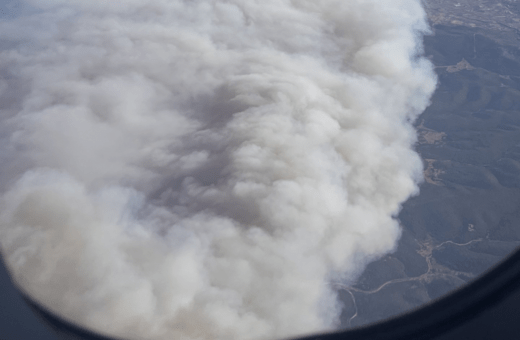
[0, 1, 436, 339]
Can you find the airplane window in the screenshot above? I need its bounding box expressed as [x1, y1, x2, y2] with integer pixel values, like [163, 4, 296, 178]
[1, 1, 520, 340]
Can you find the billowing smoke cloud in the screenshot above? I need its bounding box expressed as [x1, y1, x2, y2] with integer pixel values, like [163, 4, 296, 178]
[0, 1, 436, 339]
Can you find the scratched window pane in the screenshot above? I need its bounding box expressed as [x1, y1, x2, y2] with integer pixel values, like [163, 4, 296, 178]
[1, 1, 520, 340]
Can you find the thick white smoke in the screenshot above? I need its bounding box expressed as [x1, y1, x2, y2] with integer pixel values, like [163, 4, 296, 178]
[0, 1, 436, 339]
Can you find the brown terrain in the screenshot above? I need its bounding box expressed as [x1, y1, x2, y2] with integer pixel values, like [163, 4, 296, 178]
[337, 1, 520, 329]
[424, 0, 520, 32]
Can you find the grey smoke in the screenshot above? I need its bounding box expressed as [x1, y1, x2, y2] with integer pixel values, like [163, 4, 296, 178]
[0, 1, 436, 339]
